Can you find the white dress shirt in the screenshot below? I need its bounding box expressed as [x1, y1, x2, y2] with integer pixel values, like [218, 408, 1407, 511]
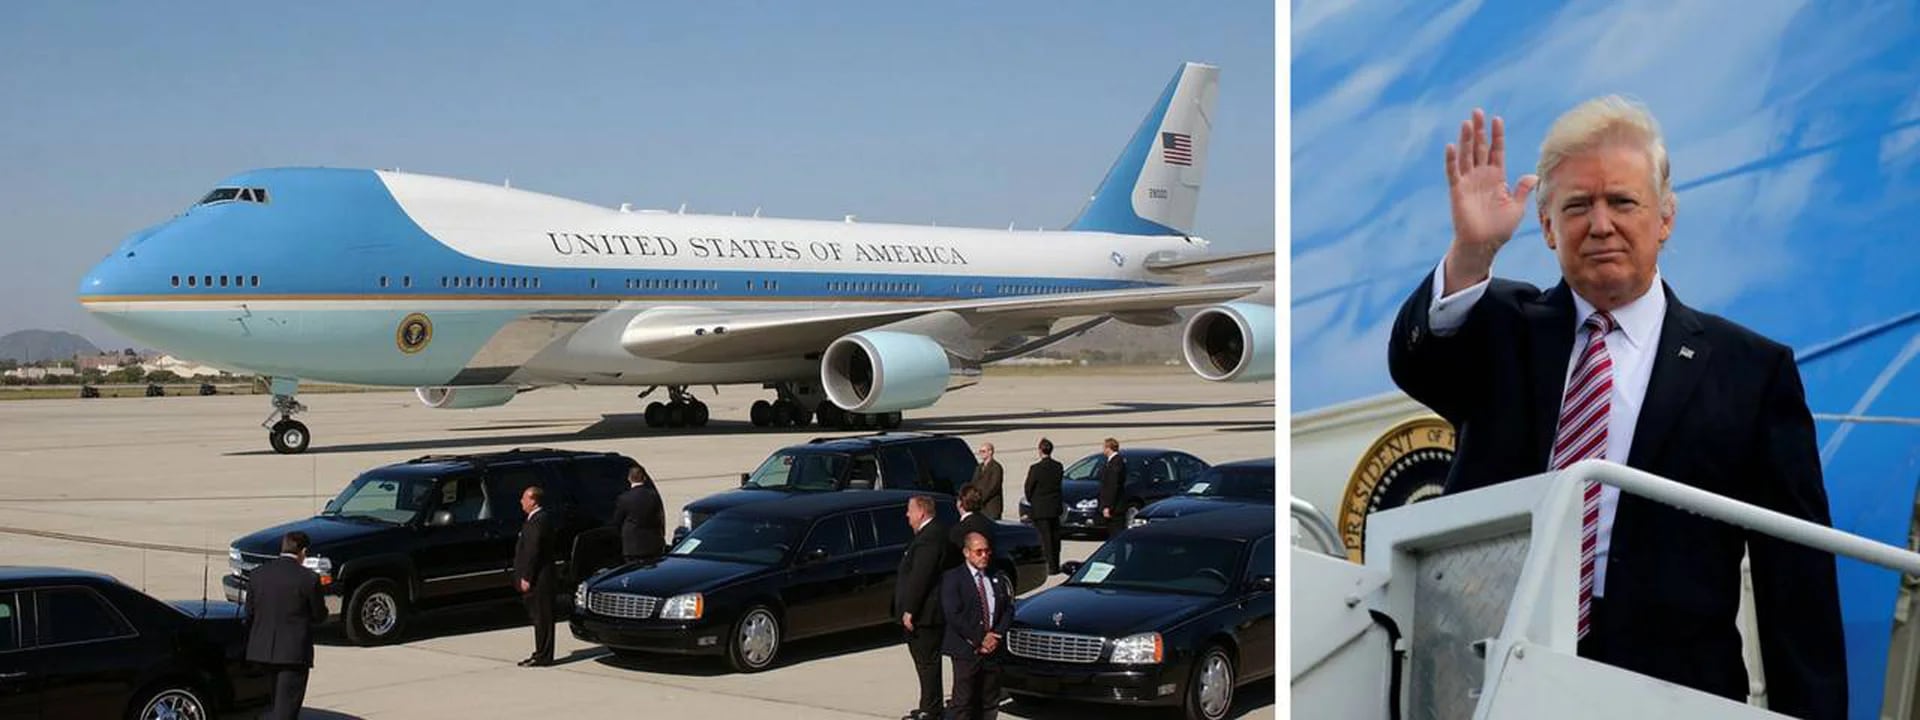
[1428, 260, 1666, 596]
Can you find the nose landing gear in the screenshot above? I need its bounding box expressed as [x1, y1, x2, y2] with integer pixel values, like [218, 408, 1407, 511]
[262, 378, 310, 454]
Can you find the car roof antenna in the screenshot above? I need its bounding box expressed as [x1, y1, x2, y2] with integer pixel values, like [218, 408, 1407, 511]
[202, 529, 212, 618]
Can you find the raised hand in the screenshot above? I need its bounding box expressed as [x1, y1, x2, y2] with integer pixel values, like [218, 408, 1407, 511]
[1444, 109, 1537, 294]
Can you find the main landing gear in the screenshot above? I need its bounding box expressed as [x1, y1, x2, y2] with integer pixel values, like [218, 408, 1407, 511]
[642, 386, 710, 429]
[263, 377, 311, 454]
[750, 381, 902, 430]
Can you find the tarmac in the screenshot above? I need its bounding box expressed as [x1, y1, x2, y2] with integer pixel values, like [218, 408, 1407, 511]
[0, 369, 1277, 719]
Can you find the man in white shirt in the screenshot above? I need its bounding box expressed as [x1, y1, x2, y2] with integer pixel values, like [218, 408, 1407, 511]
[1387, 97, 1845, 718]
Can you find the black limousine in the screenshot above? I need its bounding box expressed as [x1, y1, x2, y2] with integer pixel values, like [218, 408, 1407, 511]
[0, 567, 272, 720]
[1000, 507, 1275, 720]
[1130, 458, 1275, 527]
[674, 432, 976, 543]
[573, 490, 1046, 672]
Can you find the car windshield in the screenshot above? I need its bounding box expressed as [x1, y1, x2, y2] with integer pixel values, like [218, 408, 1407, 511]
[1062, 454, 1149, 482]
[743, 451, 847, 491]
[320, 471, 438, 524]
[1065, 534, 1243, 596]
[1181, 466, 1275, 502]
[669, 515, 803, 565]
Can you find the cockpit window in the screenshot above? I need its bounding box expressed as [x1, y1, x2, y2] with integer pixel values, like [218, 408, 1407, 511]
[197, 187, 270, 206]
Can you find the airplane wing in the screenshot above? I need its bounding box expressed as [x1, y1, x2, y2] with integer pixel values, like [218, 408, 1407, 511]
[1144, 249, 1276, 281]
[619, 282, 1268, 363]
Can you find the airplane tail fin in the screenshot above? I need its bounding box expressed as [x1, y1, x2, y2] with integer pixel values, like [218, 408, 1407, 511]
[1066, 62, 1220, 236]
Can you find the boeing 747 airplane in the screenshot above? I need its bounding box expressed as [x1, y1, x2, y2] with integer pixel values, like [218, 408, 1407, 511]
[77, 62, 1274, 454]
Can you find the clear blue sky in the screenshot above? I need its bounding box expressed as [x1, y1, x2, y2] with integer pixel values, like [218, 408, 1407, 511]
[0, 2, 1276, 348]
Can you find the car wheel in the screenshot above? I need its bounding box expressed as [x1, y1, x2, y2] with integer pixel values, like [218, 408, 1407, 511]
[128, 683, 207, 720]
[727, 605, 782, 672]
[345, 578, 408, 645]
[1183, 645, 1236, 720]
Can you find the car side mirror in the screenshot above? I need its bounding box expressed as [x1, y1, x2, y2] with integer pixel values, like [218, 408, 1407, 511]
[1251, 575, 1274, 592]
[740, 472, 752, 487]
[801, 547, 829, 565]
[427, 510, 454, 528]
[1059, 560, 1082, 576]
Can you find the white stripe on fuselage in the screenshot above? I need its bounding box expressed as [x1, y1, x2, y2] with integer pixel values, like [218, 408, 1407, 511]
[375, 171, 1200, 280]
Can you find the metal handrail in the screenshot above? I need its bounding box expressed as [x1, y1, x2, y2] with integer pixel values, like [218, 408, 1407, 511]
[1501, 459, 1920, 651]
[1291, 497, 1346, 558]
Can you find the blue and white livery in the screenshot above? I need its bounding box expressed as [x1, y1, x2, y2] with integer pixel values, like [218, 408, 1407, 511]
[78, 62, 1274, 454]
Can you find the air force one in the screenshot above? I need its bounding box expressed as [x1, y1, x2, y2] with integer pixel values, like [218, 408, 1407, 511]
[76, 62, 1274, 454]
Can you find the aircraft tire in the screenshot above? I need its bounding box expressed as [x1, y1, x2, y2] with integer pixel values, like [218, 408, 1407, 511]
[750, 400, 773, 427]
[644, 402, 666, 428]
[770, 401, 794, 427]
[269, 420, 310, 455]
[689, 401, 710, 427]
[666, 403, 688, 427]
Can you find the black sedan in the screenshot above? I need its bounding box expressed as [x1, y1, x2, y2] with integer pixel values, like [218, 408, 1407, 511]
[1130, 458, 1275, 528]
[999, 507, 1275, 720]
[0, 567, 272, 719]
[571, 490, 1046, 672]
[1019, 448, 1211, 534]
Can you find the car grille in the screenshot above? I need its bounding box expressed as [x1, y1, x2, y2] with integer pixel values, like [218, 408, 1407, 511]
[587, 591, 659, 620]
[231, 551, 273, 577]
[1008, 629, 1105, 664]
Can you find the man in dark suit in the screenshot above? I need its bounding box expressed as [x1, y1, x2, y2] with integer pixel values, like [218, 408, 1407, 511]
[610, 461, 666, 562]
[941, 531, 1013, 720]
[1023, 438, 1064, 574]
[968, 443, 1005, 520]
[1388, 101, 1844, 718]
[514, 485, 559, 667]
[894, 495, 953, 720]
[949, 486, 995, 552]
[245, 531, 327, 720]
[1096, 437, 1127, 535]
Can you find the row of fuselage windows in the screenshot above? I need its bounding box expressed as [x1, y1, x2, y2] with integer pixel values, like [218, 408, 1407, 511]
[171, 275, 260, 288]
[996, 284, 1081, 295]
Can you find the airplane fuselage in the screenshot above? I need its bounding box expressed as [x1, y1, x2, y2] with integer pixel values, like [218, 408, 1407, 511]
[79, 168, 1198, 387]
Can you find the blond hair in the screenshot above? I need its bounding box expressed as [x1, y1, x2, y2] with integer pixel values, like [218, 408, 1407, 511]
[1536, 95, 1674, 215]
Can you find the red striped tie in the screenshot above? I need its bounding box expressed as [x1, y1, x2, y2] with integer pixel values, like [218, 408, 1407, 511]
[1553, 311, 1615, 639]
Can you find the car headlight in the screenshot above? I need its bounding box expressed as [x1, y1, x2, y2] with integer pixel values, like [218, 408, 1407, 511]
[301, 556, 335, 586]
[1073, 498, 1099, 511]
[227, 547, 243, 575]
[659, 593, 704, 620]
[1110, 632, 1163, 665]
[680, 510, 693, 529]
[575, 582, 590, 609]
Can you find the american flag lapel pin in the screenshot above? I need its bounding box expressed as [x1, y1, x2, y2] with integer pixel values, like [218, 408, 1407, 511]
[1679, 346, 1695, 360]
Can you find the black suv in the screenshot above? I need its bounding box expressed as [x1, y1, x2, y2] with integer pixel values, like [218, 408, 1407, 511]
[0, 567, 272, 719]
[673, 432, 976, 543]
[223, 448, 632, 646]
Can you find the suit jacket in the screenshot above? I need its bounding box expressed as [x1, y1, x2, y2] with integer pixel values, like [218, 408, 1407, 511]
[1097, 454, 1126, 511]
[893, 518, 953, 625]
[969, 460, 1005, 519]
[515, 507, 558, 589]
[940, 564, 1013, 658]
[1024, 458, 1064, 519]
[244, 556, 326, 667]
[949, 512, 995, 552]
[610, 482, 666, 559]
[1388, 275, 1846, 719]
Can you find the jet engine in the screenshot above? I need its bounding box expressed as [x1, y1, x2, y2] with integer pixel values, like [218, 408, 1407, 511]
[821, 331, 970, 413]
[1182, 302, 1274, 382]
[414, 385, 520, 409]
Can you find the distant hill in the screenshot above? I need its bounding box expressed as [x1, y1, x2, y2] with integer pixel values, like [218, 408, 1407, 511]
[0, 330, 100, 363]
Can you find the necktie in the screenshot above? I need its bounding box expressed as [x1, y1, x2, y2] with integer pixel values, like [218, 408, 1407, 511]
[974, 570, 990, 630]
[1552, 311, 1615, 640]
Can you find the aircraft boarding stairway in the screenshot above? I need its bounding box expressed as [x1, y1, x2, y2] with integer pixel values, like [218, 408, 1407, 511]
[1291, 459, 1920, 719]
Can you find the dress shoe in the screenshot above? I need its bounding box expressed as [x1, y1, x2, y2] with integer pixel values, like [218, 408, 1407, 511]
[517, 657, 551, 667]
